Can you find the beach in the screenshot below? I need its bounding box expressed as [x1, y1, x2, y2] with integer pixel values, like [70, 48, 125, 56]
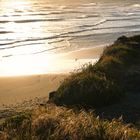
[0, 0, 140, 139]
[0, 74, 67, 109]
[0, 45, 104, 109]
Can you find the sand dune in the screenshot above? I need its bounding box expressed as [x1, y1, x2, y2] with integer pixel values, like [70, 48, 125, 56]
[0, 74, 67, 108]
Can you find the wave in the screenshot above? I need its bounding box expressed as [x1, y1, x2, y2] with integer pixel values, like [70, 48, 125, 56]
[81, 2, 97, 6]
[2, 30, 140, 57]
[0, 42, 44, 50]
[66, 30, 140, 40]
[0, 18, 64, 24]
[79, 19, 107, 28]
[14, 46, 66, 56]
[60, 24, 140, 39]
[1, 22, 140, 50]
[90, 25, 140, 32]
[49, 10, 84, 15]
[0, 10, 84, 18]
[0, 33, 64, 50]
[77, 14, 99, 19]
[0, 31, 13, 34]
[107, 17, 140, 22]
[0, 0, 140, 58]
[12, 31, 140, 56]
[48, 39, 65, 44]
[0, 20, 10, 23]
[132, 4, 140, 7]
[2, 55, 13, 58]
[59, 19, 107, 36]
[14, 18, 64, 23]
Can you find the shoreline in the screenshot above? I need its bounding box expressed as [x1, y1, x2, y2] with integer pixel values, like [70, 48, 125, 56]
[0, 46, 104, 77]
[0, 46, 104, 109]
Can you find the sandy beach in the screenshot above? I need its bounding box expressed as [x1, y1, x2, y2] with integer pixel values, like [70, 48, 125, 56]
[0, 46, 104, 109]
[0, 74, 67, 109]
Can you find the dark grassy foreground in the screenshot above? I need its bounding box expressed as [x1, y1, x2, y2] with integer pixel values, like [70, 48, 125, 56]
[0, 105, 140, 140]
[0, 35, 140, 140]
[49, 35, 140, 107]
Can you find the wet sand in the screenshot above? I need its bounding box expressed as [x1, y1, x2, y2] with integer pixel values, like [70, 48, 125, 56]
[61, 46, 104, 59]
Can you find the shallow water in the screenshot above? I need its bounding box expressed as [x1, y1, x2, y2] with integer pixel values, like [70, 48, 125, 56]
[0, 0, 140, 76]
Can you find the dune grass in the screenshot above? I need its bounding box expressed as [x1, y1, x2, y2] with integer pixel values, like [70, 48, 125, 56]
[0, 105, 140, 140]
[49, 35, 140, 107]
[53, 71, 123, 107]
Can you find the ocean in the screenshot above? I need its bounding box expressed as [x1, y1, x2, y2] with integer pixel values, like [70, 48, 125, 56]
[0, 0, 140, 76]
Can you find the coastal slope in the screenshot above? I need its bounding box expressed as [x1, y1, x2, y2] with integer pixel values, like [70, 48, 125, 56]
[49, 35, 140, 108]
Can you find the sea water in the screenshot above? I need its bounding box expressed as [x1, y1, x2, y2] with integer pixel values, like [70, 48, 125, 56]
[0, 0, 140, 75]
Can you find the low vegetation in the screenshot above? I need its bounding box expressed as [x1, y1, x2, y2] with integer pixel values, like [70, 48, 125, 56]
[0, 105, 140, 140]
[49, 35, 140, 107]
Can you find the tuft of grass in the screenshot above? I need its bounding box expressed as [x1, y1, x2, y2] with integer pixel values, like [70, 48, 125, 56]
[0, 113, 32, 140]
[0, 105, 140, 140]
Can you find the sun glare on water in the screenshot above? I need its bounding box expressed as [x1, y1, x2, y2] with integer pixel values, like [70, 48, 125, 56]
[0, 0, 56, 76]
[2, 0, 30, 10]
[0, 54, 53, 77]
[0, 0, 98, 76]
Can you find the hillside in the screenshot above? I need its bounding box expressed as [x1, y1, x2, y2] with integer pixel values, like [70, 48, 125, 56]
[49, 35, 140, 108]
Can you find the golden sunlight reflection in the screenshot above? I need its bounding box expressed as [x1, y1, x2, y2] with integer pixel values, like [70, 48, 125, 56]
[0, 0, 100, 76]
[1, 0, 31, 11]
[0, 0, 57, 76]
[0, 54, 52, 76]
[0, 53, 97, 76]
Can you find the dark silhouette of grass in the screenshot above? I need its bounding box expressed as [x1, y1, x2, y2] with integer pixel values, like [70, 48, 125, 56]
[49, 35, 140, 107]
[0, 105, 140, 140]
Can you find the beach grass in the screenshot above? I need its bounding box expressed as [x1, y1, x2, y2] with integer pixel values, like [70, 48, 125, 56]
[49, 35, 140, 107]
[0, 105, 140, 140]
